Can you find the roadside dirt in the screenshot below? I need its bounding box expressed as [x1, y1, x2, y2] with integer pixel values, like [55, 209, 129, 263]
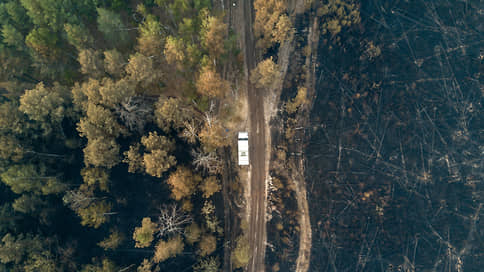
[292, 16, 319, 272]
[263, 3, 316, 272]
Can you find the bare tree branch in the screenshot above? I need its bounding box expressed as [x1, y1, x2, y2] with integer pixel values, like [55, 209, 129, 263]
[179, 120, 199, 144]
[157, 204, 192, 238]
[191, 149, 222, 174]
[115, 96, 152, 133]
[63, 190, 97, 210]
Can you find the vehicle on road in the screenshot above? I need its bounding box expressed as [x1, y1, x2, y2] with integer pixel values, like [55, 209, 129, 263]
[238, 132, 249, 165]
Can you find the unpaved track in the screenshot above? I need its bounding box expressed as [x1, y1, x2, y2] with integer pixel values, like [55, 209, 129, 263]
[247, 81, 266, 272]
[292, 16, 319, 272]
[235, 0, 267, 271]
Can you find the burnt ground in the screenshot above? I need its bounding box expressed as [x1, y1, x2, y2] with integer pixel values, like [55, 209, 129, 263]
[305, 0, 483, 271]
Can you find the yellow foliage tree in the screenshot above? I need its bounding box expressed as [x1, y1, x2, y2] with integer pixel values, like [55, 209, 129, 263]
[71, 78, 101, 112]
[81, 167, 109, 192]
[166, 167, 201, 200]
[254, 0, 293, 49]
[99, 78, 135, 108]
[77, 103, 126, 139]
[193, 257, 220, 272]
[144, 149, 176, 178]
[122, 144, 144, 173]
[140, 132, 176, 178]
[198, 234, 216, 257]
[201, 200, 221, 234]
[232, 235, 250, 269]
[19, 82, 66, 124]
[103, 49, 125, 77]
[184, 223, 201, 245]
[250, 57, 279, 90]
[83, 137, 120, 168]
[199, 176, 221, 198]
[137, 16, 164, 56]
[273, 14, 293, 44]
[133, 217, 157, 248]
[98, 229, 124, 250]
[154, 97, 191, 132]
[78, 49, 104, 78]
[317, 0, 361, 36]
[198, 118, 230, 151]
[164, 36, 185, 69]
[196, 64, 230, 98]
[202, 16, 227, 58]
[153, 235, 184, 263]
[141, 131, 173, 151]
[126, 53, 162, 87]
[77, 200, 113, 228]
[137, 259, 154, 272]
[182, 199, 193, 212]
[285, 86, 309, 113]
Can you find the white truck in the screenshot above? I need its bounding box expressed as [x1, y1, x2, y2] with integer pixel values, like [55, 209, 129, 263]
[238, 132, 249, 165]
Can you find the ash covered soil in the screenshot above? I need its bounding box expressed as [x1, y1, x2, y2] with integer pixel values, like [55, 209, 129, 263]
[305, 0, 483, 271]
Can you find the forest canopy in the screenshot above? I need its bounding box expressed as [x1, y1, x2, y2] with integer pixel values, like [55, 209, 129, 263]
[0, 0, 241, 271]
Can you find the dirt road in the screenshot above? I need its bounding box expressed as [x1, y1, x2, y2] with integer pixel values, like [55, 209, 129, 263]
[232, 0, 268, 271]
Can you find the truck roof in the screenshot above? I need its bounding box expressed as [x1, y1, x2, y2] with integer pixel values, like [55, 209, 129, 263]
[238, 132, 249, 165]
[238, 132, 248, 139]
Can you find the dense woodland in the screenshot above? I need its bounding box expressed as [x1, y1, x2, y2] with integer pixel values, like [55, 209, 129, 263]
[0, 0, 245, 271]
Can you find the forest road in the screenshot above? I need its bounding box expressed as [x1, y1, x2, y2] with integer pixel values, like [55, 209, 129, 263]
[236, 0, 267, 271]
[246, 78, 267, 272]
